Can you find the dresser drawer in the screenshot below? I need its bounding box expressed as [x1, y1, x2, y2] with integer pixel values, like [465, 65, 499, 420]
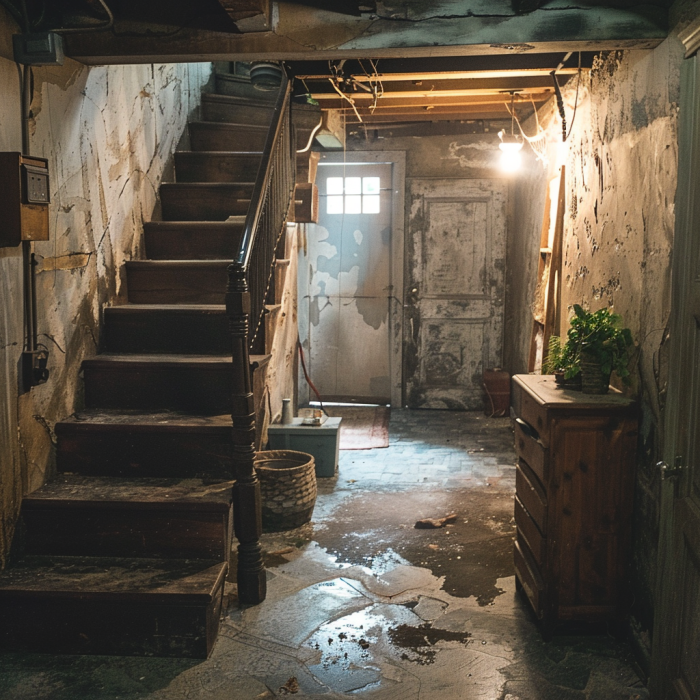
[514, 419, 548, 483]
[515, 495, 546, 565]
[514, 536, 544, 619]
[516, 459, 547, 533]
[512, 377, 549, 445]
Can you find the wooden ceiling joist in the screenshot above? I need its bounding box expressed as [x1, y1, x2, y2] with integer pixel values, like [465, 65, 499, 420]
[297, 68, 583, 82]
[308, 76, 562, 95]
[343, 111, 515, 124]
[311, 92, 552, 110]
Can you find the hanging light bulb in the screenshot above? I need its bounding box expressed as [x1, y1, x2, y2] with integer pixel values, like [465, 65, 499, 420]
[498, 92, 524, 173]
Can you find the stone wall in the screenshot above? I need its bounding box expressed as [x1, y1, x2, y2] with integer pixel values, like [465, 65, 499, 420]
[0, 8, 211, 567]
[506, 38, 684, 667]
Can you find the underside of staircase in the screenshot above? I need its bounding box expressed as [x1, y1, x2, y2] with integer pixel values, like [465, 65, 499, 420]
[0, 67, 305, 659]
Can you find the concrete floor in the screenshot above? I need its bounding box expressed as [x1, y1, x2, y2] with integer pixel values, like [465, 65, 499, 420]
[0, 410, 647, 700]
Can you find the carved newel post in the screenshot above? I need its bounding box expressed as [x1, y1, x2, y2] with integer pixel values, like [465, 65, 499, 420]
[226, 261, 266, 605]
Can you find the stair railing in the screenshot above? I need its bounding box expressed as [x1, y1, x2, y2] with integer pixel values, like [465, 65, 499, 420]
[226, 71, 294, 605]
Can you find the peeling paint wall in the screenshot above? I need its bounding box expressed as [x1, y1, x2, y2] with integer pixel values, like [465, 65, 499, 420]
[298, 131, 507, 407]
[0, 9, 211, 567]
[506, 38, 683, 666]
[265, 224, 299, 424]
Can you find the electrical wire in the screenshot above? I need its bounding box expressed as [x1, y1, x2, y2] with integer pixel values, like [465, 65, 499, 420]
[51, 0, 113, 33]
[297, 116, 323, 154]
[565, 52, 583, 142]
[328, 76, 363, 123]
[297, 338, 328, 415]
[0, 0, 23, 28]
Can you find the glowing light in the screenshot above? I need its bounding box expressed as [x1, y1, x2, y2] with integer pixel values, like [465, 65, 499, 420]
[500, 147, 522, 172]
[498, 132, 524, 173]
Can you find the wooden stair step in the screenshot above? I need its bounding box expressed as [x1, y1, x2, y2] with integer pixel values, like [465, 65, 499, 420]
[56, 410, 235, 479]
[19, 475, 233, 560]
[82, 354, 270, 413]
[144, 220, 244, 260]
[189, 121, 268, 152]
[201, 93, 274, 124]
[175, 151, 262, 183]
[0, 556, 227, 658]
[126, 260, 229, 305]
[104, 304, 229, 354]
[215, 73, 278, 100]
[160, 183, 253, 222]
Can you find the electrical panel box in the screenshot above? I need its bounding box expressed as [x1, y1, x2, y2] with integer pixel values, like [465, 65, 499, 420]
[13, 32, 64, 66]
[0, 152, 50, 247]
[292, 183, 319, 223]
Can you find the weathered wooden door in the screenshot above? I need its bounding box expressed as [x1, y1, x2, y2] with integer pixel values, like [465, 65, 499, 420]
[405, 179, 507, 409]
[306, 161, 394, 404]
[650, 55, 700, 700]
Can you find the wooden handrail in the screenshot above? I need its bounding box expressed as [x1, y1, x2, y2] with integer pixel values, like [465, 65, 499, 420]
[225, 67, 295, 606]
[236, 73, 292, 271]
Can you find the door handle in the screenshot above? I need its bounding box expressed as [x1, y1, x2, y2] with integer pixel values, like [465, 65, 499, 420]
[405, 283, 419, 306]
[515, 418, 539, 441]
[658, 457, 685, 480]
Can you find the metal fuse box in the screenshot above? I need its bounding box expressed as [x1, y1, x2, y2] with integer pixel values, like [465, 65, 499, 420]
[13, 32, 65, 66]
[0, 153, 50, 247]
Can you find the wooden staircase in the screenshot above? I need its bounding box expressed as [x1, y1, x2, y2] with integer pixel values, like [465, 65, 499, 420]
[0, 69, 295, 658]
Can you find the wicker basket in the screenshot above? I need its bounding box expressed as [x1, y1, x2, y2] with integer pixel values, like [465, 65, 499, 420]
[255, 450, 317, 532]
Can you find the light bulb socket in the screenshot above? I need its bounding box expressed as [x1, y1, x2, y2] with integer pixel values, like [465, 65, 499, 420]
[498, 129, 523, 151]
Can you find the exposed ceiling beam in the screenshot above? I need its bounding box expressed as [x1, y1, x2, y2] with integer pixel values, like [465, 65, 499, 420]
[311, 91, 554, 108]
[64, 3, 666, 64]
[306, 75, 572, 96]
[217, 0, 272, 31]
[343, 109, 519, 123]
[297, 68, 582, 82]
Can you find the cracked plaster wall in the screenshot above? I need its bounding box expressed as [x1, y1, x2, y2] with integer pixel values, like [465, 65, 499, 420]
[0, 9, 211, 567]
[297, 131, 506, 406]
[505, 37, 684, 667]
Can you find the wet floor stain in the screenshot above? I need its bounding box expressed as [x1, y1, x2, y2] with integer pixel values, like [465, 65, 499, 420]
[312, 488, 516, 605]
[388, 621, 472, 664]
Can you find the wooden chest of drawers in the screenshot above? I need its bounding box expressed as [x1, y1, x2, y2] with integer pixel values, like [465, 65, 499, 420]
[511, 374, 638, 635]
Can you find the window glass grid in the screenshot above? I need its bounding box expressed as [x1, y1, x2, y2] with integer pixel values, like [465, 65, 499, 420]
[326, 176, 381, 214]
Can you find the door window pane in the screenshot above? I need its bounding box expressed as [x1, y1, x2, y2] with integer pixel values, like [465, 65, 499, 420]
[327, 177, 343, 195]
[324, 176, 381, 214]
[327, 195, 344, 214]
[345, 177, 362, 194]
[345, 195, 362, 214]
[363, 177, 380, 195]
[363, 195, 380, 214]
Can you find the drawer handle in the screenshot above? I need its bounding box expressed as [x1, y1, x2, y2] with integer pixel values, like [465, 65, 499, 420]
[515, 417, 539, 441]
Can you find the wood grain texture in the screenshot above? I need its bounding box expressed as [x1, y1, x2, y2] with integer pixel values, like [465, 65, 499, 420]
[512, 373, 638, 635]
[126, 260, 229, 304]
[175, 152, 262, 183]
[21, 475, 232, 560]
[160, 183, 253, 221]
[105, 304, 229, 354]
[0, 557, 226, 658]
[144, 221, 245, 260]
[189, 122, 268, 152]
[201, 93, 274, 124]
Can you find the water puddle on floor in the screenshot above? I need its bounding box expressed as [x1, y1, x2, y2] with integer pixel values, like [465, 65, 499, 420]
[303, 600, 473, 692]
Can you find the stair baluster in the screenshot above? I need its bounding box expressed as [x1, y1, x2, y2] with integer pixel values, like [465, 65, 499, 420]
[228, 70, 294, 604]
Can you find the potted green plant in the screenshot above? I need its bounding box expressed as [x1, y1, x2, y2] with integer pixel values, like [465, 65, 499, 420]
[542, 335, 581, 389]
[566, 305, 633, 394]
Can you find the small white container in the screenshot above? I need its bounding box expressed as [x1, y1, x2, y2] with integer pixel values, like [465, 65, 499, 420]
[281, 398, 293, 424]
